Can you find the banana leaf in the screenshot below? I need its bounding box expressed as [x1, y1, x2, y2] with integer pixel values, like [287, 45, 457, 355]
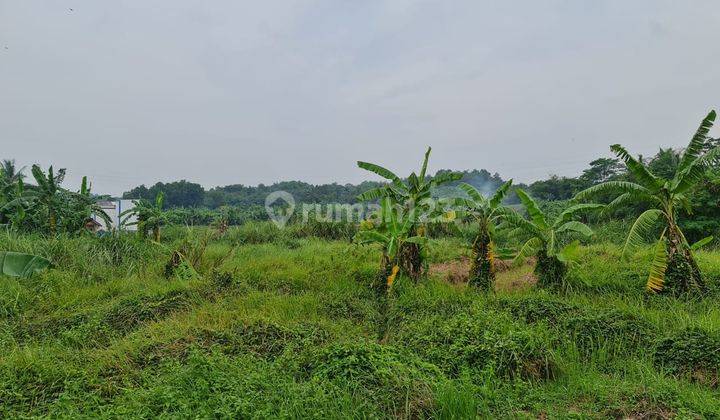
[0, 251, 52, 277]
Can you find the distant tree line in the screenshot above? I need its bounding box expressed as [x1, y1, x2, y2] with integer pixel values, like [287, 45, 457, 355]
[120, 145, 720, 239]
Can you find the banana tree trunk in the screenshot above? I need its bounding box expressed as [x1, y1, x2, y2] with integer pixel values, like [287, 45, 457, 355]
[137, 219, 147, 239]
[469, 223, 495, 291]
[664, 224, 704, 295]
[399, 225, 423, 282]
[153, 226, 161, 242]
[535, 251, 567, 289]
[376, 254, 394, 296]
[48, 212, 56, 235]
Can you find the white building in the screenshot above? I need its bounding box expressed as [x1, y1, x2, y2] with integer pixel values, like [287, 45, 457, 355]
[92, 200, 138, 231]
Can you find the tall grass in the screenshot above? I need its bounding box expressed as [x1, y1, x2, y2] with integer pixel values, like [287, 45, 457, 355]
[0, 226, 718, 417]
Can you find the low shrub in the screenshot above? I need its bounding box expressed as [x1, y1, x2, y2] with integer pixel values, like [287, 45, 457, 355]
[206, 321, 331, 360]
[562, 309, 656, 358]
[391, 309, 557, 380]
[103, 289, 194, 334]
[498, 294, 578, 326]
[654, 328, 720, 387]
[299, 341, 443, 417]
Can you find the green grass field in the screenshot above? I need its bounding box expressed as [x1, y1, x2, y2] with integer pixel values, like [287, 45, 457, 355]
[1, 226, 719, 418]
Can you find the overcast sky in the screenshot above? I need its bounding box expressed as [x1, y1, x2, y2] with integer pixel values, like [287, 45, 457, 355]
[1, 1, 719, 195]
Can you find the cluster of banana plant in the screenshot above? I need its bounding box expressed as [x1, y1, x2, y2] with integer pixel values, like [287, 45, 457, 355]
[500, 190, 603, 288]
[355, 147, 462, 282]
[1, 161, 111, 235]
[121, 192, 168, 241]
[575, 110, 719, 295]
[354, 197, 427, 294]
[442, 180, 515, 290]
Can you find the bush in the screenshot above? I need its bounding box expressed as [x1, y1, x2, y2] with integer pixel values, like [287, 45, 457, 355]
[654, 328, 720, 387]
[299, 341, 443, 417]
[500, 295, 656, 359]
[562, 309, 656, 358]
[498, 294, 578, 326]
[104, 289, 194, 334]
[391, 309, 557, 380]
[205, 321, 331, 360]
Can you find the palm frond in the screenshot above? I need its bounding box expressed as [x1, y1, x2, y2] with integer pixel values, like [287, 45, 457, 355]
[671, 146, 720, 194]
[357, 187, 388, 202]
[515, 189, 548, 229]
[357, 161, 405, 190]
[601, 193, 637, 218]
[354, 230, 389, 244]
[574, 181, 651, 202]
[610, 144, 662, 190]
[489, 179, 512, 208]
[419, 147, 431, 180]
[646, 236, 668, 293]
[690, 236, 714, 251]
[500, 207, 543, 237]
[458, 183, 485, 204]
[555, 203, 604, 225]
[30, 165, 49, 192]
[621, 209, 663, 259]
[556, 221, 594, 237]
[514, 237, 542, 265]
[677, 110, 716, 173]
[431, 171, 463, 186]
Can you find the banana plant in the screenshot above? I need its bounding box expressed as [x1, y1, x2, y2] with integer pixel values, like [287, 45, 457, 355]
[23, 165, 66, 234]
[0, 179, 29, 230]
[356, 147, 462, 280]
[448, 180, 514, 290]
[71, 176, 112, 232]
[354, 197, 427, 294]
[357, 147, 462, 208]
[575, 110, 719, 294]
[121, 192, 167, 241]
[502, 189, 602, 288]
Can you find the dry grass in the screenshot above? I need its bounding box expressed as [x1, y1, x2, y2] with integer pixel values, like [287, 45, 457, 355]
[429, 257, 537, 292]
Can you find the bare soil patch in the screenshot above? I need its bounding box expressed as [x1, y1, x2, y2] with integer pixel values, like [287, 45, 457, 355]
[429, 257, 537, 292]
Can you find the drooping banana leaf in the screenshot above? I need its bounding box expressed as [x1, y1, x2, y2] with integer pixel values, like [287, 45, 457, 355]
[646, 237, 668, 293]
[0, 252, 52, 277]
[690, 236, 714, 251]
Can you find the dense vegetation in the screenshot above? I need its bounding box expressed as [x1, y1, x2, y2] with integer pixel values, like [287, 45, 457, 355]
[1, 225, 719, 417]
[1, 111, 719, 417]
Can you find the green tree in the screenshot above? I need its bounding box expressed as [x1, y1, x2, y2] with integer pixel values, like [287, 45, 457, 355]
[354, 197, 426, 295]
[450, 180, 513, 291]
[575, 110, 719, 295]
[0, 160, 26, 223]
[66, 176, 112, 233]
[356, 147, 462, 280]
[122, 192, 167, 241]
[580, 158, 624, 184]
[503, 189, 601, 288]
[25, 165, 66, 234]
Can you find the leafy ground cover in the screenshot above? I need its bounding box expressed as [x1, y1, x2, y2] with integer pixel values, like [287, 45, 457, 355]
[1, 227, 719, 418]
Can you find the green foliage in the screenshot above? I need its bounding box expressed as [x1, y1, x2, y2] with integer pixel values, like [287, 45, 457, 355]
[576, 110, 719, 294]
[450, 180, 513, 291]
[0, 251, 51, 277]
[654, 328, 720, 386]
[503, 189, 601, 287]
[0, 232, 719, 417]
[121, 192, 168, 241]
[391, 308, 557, 380]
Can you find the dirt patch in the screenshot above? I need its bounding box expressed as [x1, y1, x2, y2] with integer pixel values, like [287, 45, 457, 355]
[429, 257, 537, 292]
[495, 264, 538, 292]
[429, 257, 469, 284]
